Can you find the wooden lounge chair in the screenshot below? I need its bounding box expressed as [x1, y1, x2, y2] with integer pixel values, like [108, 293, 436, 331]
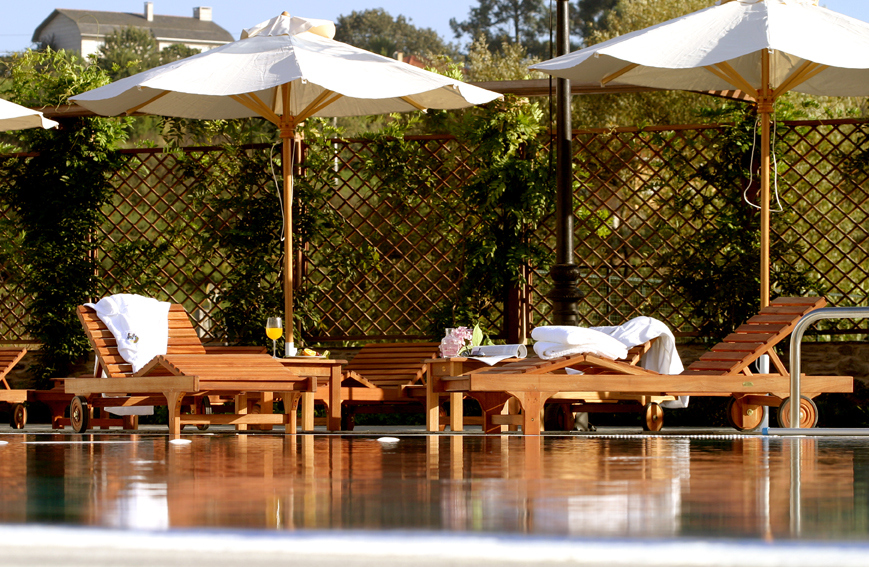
[0, 347, 28, 428]
[306, 342, 441, 430]
[64, 303, 316, 437]
[431, 297, 853, 434]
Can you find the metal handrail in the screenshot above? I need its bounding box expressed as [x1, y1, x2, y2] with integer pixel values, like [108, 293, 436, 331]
[789, 306, 869, 428]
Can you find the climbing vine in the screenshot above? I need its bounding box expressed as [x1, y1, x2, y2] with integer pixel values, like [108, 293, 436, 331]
[0, 49, 130, 384]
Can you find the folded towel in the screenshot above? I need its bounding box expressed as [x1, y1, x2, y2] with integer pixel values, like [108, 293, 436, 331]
[530, 327, 629, 361]
[466, 344, 528, 366]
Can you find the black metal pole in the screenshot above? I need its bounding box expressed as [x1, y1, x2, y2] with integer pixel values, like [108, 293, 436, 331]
[547, 0, 581, 325]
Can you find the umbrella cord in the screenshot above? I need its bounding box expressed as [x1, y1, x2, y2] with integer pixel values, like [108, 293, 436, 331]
[743, 115, 784, 213]
[269, 141, 286, 242]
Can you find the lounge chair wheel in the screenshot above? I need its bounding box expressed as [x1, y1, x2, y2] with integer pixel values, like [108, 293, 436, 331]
[642, 402, 664, 432]
[777, 395, 819, 428]
[727, 397, 766, 432]
[70, 396, 90, 434]
[543, 404, 574, 431]
[9, 403, 26, 429]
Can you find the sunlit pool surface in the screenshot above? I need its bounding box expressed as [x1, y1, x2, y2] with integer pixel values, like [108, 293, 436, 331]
[1, 429, 867, 540]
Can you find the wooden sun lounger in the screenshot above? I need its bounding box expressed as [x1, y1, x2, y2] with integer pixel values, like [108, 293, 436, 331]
[307, 342, 442, 430]
[0, 347, 28, 428]
[64, 304, 316, 437]
[431, 297, 853, 434]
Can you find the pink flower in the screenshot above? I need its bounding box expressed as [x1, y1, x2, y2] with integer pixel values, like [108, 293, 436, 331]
[440, 327, 473, 358]
[453, 327, 473, 342]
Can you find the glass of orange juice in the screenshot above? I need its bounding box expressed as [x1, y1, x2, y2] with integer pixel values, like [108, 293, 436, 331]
[266, 317, 282, 358]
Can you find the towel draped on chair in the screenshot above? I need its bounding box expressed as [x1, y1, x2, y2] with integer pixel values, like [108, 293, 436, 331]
[84, 294, 171, 416]
[532, 317, 688, 408]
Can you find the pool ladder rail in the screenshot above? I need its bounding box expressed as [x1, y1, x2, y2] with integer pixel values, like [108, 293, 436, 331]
[764, 306, 869, 436]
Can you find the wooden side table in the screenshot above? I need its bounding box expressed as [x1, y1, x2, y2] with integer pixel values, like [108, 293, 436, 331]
[426, 357, 522, 432]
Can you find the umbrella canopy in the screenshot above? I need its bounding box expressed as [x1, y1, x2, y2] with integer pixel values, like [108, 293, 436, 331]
[72, 12, 501, 354]
[530, 0, 869, 308]
[0, 98, 59, 131]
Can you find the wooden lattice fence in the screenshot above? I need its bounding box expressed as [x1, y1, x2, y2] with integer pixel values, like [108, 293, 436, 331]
[0, 118, 867, 344]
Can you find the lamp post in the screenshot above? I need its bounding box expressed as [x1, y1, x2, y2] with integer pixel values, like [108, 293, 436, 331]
[547, 0, 581, 325]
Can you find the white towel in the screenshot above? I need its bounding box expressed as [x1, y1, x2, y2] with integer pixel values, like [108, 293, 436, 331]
[591, 316, 684, 375]
[531, 326, 629, 360]
[532, 318, 689, 409]
[86, 294, 171, 373]
[85, 294, 171, 417]
[592, 316, 688, 409]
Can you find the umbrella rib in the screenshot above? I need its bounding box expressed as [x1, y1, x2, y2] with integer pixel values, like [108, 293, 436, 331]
[707, 62, 759, 99]
[295, 90, 341, 122]
[303, 92, 344, 118]
[400, 96, 427, 111]
[601, 63, 639, 86]
[230, 94, 281, 125]
[125, 91, 170, 115]
[772, 62, 829, 99]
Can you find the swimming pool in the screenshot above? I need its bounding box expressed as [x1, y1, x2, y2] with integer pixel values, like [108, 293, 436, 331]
[1, 429, 868, 565]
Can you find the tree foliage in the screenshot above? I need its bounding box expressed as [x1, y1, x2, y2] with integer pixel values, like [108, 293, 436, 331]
[465, 36, 546, 82]
[0, 49, 130, 384]
[429, 96, 556, 335]
[585, 0, 708, 44]
[335, 9, 456, 58]
[573, 0, 620, 42]
[450, 0, 551, 57]
[96, 26, 201, 82]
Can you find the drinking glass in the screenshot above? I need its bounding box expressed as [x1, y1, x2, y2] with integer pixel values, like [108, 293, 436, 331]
[266, 317, 282, 358]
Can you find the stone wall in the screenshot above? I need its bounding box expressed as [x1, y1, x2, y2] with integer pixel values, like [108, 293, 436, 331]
[678, 341, 869, 387]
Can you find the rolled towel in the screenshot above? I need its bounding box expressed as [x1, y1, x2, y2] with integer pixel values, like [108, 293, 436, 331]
[531, 326, 629, 361]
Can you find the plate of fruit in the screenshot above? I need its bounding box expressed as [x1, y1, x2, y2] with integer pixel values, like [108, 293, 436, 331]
[298, 348, 329, 358]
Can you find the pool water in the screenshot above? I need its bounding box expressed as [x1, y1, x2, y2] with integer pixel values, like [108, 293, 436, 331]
[1, 430, 868, 542]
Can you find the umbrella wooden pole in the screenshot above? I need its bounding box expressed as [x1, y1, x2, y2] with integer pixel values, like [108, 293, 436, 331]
[282, 127, 295, 353]
[760, 108, 771, 309]
[759, 51, 772, 309]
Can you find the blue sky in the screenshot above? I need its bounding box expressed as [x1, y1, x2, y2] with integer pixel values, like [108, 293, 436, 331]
[2, 1, 868, 55]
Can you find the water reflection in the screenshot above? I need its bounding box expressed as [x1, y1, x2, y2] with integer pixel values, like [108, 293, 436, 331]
[0, 432, 867, 540]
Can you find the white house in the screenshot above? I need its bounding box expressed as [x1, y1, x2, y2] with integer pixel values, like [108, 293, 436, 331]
[32, 2, 234, 58]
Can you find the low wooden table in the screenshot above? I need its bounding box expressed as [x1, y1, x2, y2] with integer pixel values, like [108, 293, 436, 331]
[280, 357, 345, 431]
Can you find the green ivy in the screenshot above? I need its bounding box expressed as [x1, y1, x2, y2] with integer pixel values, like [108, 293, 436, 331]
[655, 101, 822, 342]
[430, 96, 557, 336]
[0, 49, 130, 384]
[186, 118, 340, 347]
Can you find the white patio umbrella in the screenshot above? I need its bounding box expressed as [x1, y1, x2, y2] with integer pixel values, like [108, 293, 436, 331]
[0, 98, 59, 131]
[531, 0, 869, 308]
[71, 12, 501, 355]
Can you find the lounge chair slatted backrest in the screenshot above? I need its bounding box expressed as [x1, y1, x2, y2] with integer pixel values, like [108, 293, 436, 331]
[344, 342, 441, 388]
[683, 296, 826, 375]
[0, 348, 26, 390]
[77, 304, 206, 378]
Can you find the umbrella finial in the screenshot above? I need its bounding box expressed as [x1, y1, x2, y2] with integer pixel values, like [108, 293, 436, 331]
[282, 11, 290, 16]
[242, 13, 336, 40]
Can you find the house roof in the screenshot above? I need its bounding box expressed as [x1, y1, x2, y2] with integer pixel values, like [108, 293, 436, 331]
[32, 8, 235, 44]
